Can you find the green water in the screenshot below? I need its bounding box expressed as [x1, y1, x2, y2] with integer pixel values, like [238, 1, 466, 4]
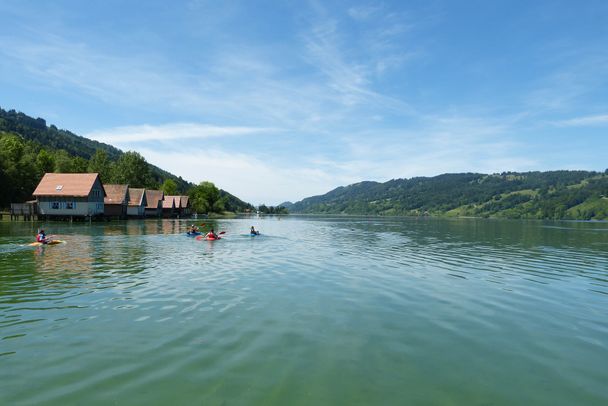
[1, 217, 607, 405]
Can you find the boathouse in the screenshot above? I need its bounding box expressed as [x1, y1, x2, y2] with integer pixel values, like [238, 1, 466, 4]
[104, 184, 129, 219]
[145, 190, 164, 218]
[162, 195, 177, 218]
[127, 188, 147, 218]
[179, 196, 191, 217]
[32, 173, 105, 218]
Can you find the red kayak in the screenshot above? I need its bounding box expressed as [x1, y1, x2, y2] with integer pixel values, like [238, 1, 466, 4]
[195, 235, 221, 241]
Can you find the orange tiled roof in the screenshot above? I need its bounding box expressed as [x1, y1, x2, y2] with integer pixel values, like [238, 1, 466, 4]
[179, 195, 189, 207]
[128, 188, 146, 206]
[104, 184, 129, 205]
[167, 196, 182, 209]
[145, 190, 164, 209]
[33, 173, 103, 197]
[162, 196, 174, 209]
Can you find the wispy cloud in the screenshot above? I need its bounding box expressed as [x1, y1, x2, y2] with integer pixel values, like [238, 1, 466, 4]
[300, 6, 416, 114]
[136, 147, 349, 205]
[551, 114, 608, 127]
[347, 5, 381, 21]
[524, 47, 608, 114]
[0, 35, 195, 107]
[123, 113, 538, 204]
[85, 123, 277, 144]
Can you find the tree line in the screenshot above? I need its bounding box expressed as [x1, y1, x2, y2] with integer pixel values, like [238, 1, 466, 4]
[0, 107, 255, 214]
[0, 131, 253, 214]
[289, 171, 608, 220]
[258, 204, 289, 214]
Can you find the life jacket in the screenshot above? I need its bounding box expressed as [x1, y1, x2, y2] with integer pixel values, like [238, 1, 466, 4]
[36, 233, 45, 242]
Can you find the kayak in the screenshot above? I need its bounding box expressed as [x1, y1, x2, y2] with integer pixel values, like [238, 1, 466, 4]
[250, 232, 260, 236]
[186, 231, 201, 236]
[28, 240, 65, 247]
[195, 235, 221, 241]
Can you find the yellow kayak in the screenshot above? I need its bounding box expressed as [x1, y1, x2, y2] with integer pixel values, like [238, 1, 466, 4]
[28, 240, 65, 247]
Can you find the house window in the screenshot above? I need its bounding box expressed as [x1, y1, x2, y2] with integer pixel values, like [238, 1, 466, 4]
[66, 202, 75, 209]
[51, 202, 60, 209]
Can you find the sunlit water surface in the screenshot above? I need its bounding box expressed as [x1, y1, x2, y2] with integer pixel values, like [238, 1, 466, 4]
[1, 217, 607, 405]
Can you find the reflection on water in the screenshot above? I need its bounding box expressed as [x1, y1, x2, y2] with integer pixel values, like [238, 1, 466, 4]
[0, 217, 607, 405]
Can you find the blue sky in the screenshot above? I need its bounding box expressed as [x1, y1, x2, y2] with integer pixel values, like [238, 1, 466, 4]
[1, 0, 607, 205]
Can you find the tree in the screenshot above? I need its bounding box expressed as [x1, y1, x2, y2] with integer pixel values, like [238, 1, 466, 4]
[160, 179, 178, 195]
[54, 150, 74, 172]
[35, 149, 55, 175]
[72, 156, 89, 172]
[0, 134, 24, 162]
[112, 151, 152, 187]
[258, 204, 289, 214]
[88, 149, 112, 182]
[0, 134, 38, 206]
[188, 181, 226, 214]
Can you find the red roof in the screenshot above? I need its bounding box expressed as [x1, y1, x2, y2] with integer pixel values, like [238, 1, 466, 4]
[162, 196, 176, 209]
[33, 173, 104, 197]
[128, 188, 146, 206]
[145, 190, 164, 209]
[168, 196, 183, 209]
[104, 184, 129, 205]
[179, 195, 189, 208]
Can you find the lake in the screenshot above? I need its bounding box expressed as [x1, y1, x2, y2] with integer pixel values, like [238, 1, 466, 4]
[1, 216, 607, 405]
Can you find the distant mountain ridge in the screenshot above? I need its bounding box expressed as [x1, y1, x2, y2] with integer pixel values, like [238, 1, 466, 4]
[289, 171, 608, 220]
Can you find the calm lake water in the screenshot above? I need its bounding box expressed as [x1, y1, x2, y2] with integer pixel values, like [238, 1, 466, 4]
[1, 216, 607, 405]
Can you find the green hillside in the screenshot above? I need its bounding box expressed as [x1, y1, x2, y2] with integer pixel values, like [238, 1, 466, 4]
[0, 107, 253, 213]
[0, 107, 191, 192]
[289, 172, 608, 220]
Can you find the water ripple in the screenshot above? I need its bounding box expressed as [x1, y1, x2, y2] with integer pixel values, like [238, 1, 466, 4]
[0, 217, 607, 405]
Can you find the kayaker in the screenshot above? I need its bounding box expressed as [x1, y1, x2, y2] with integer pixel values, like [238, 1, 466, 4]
[250, 226, 259, 235]
[189, 224, 199, 233]
[205, 228, 218, 239]
[36, 229, 49, 244]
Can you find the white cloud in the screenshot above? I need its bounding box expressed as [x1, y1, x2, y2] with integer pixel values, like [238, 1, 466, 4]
[85, 123, 276, 143]
[0, 35, 196, 107]
[551, 114, 608, 127]
[300, 12, 415, 114]
[347, 5, 381, 21]
[524, 48, 608, 115]
[123, 113, 539, 205]
[136, 147, 349, 205]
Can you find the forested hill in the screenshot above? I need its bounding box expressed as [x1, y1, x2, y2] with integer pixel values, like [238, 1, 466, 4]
[0, 107, 191, 192]
[0, 107, 122, 160]
[0, 107, 254, 212]
[289, 171, 608, 220]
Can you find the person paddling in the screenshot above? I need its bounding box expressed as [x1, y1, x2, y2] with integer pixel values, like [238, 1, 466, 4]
[36, 229, 50, 244]
[188, 224, 199, 234]
[250, 226, 260, 235]
[205, 228, 218, 239]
